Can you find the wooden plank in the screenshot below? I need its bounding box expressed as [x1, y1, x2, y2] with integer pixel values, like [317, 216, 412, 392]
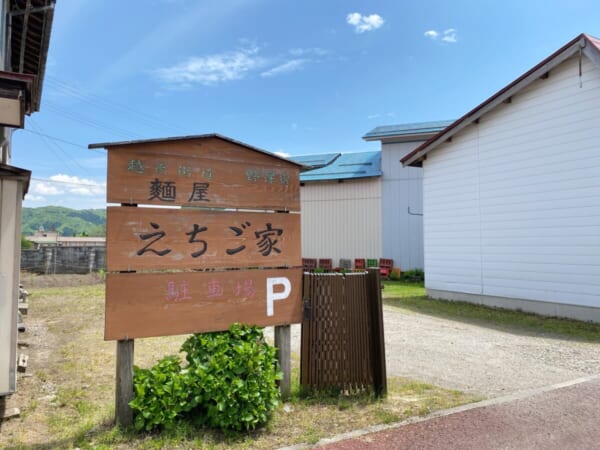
[0, 407, 20, 420]
[106, 207, 301, 272]
[274, 325, 291, 400]
[17, 353, 28, 373]
[105, 268, 303, 340]
[115, 340, 134, 426]
[106, 139, 300, 210]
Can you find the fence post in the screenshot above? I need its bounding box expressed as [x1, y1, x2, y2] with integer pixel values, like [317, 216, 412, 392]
[274, 324, 291, 399]
[367, 268, 387, 396]
[115, 339, 134, 426]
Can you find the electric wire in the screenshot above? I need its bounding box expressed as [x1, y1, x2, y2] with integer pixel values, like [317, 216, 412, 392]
[45, 76, 189, 135]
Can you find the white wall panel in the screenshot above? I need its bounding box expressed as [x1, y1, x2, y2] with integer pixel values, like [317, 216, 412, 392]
[0, 179, 20, 395]
[424, 54, 600, 309]
[301, 178, 381, 265]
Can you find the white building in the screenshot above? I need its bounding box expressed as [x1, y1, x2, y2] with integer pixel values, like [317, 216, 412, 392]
[293, 120, 450, 270]
[292, 151, 383, 266]
[402, 33, 600, 322]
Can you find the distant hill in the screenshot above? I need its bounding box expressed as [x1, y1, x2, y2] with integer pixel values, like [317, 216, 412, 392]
[22, 206, 106, 237]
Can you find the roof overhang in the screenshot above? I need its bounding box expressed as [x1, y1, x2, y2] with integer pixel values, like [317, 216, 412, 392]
[401, 33, 600, 167]
[8, 0, 56, 113]
[364, 131, 445, 144]
[362, 120, 454, 143]
[88, 133, 309, 170]
[0, 162, 31, 196]
[0, 71, 34, 127]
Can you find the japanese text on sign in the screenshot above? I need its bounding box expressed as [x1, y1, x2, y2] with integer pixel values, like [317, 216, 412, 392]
[137, 221, 284, 258]
[126, 159, 291, 204]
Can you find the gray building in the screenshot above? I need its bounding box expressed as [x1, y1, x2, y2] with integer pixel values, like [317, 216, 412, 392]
[363, 120, 452, 270]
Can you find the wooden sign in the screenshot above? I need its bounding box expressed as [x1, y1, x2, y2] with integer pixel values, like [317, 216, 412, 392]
[106, 207, 301, 272]
[106, 137, 300, 211]
[90, 134, 304, 341]
[105, 268, 302, 340]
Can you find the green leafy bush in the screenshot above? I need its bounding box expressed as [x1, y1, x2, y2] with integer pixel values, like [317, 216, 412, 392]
[400, 269, 425, 282]
[20, 235, 33, 249]
[130, 356, 194, 431]
[389, 270, 401, 281]
[130, 324, 282, 433]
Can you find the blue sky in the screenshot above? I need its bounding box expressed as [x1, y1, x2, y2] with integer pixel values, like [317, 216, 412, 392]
[12, 0, 600, 209]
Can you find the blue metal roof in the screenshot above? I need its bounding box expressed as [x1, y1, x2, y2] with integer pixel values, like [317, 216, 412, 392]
[298, 151, 382, 182]
[362, 120, 454, 140]
[288, 152, 340, 169]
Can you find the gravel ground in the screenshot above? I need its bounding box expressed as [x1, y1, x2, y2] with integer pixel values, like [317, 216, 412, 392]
[275, 305, 600, 398]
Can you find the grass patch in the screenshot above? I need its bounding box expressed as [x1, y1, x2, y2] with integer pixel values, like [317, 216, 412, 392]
[1, 281, 478, 449]
[382, 280, 600, 342]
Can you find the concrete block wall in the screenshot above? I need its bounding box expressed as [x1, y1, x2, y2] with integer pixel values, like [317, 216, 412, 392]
[21, 246, 106, 274]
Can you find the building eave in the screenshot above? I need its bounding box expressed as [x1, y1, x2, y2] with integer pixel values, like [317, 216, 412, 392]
[402, 33, 599, 167]
[8, 0, 56, 112]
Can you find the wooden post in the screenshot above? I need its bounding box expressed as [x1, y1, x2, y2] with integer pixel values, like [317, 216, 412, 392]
[115, 339, 134, 426]
[274, 325, 291, 400]
[367, 268, 387, 396]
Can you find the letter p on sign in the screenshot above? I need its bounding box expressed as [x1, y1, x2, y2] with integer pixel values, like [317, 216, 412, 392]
[266, 277, 291, 316]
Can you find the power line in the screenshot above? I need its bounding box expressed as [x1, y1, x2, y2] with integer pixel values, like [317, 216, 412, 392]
[29, 118, 91, 175]
[31, 176, 105, 188]
[45, 76, 190, 135]
[21, 129, 86, 148]
[44, 102, 143, 140]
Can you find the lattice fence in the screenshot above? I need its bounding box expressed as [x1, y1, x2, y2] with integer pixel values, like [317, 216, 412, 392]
[300, 269, 386, 395]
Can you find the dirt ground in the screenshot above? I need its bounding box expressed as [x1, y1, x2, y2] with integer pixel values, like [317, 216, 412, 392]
[1, 274, 109, 447]
[4, 274, 600, 448]
[19, 272, 104, 289]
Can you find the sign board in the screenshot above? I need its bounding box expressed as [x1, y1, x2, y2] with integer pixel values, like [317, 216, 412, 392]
[92, 135, 304, 340]
[105, 137, 300, 210]
[106, 207, 301, 271]
[105, 269, 302, 340]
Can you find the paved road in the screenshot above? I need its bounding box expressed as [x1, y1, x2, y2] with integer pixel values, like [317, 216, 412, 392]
[275, 303, 600, 448]
[275, 305, 600, 398]
[319, 376, 600, 449]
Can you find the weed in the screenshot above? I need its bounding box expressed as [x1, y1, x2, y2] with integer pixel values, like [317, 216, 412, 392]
[382, 281, 600, 342]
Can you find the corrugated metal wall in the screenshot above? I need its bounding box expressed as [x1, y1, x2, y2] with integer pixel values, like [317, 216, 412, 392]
[424, 55, 600, 309]
[381, 141, 425, 270]
[301, 178, 381, 265]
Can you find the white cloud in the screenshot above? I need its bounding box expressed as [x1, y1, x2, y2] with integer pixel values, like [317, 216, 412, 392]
[155, 45, 266, 87]
[30, 175, 106, 198]
[289, 47, 328, 57]
[442, 28, 457, 43]
[26, 175, 107, 209]
[424, 28, 458, 43]
[346, 12, 384, 33]
[261, 59, 308, 78]
[274, 151, 291, 158]
[156, 44, 331, 87]
[24, 194, 45, 202]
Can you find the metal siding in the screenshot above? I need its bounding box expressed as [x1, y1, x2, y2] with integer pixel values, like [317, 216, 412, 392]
[0, 179, 19, 395]
[381, 142, 425, 270]
[424, 55, 600, 308]
[301, 179, 381, 264]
